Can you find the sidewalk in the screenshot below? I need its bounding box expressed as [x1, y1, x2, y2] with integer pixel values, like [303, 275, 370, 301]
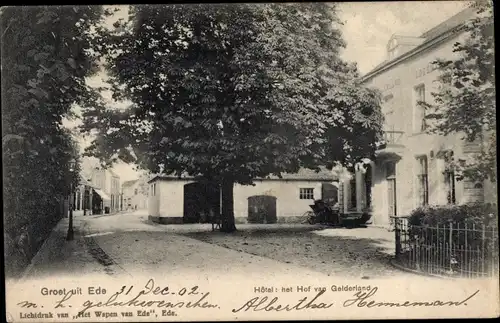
[18, 216, 126, 281]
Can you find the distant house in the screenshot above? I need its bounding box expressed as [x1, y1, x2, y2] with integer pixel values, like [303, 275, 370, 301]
[71, 176, 107, 216]
[148, 167, 338, 224]
[88, 168, 121, 214]
[122, 178, 149, 211]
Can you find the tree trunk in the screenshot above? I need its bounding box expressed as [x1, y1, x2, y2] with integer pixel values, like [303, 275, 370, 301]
[220, 177, 237, 232]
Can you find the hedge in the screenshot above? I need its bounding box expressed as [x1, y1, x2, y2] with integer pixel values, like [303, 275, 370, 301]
[408, 203, 498, 228]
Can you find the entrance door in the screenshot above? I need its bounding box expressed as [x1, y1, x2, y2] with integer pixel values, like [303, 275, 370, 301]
[183, 182, 220, 223]
[247, 195, 277, 224]
[184, 183, 204, 223]
[321, 183, 338, 206]
[387, 178, 397, 217]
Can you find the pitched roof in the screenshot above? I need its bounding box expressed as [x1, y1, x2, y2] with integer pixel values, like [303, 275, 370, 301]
[360, 6, 477, 82]
[108, 169, 120, 178]
[420, 6, 476, 39]
[148, 167, 337, 183]
[122, 179, 138, 188]
[263, 166, 337, 181]
[79, 175, 97, 189]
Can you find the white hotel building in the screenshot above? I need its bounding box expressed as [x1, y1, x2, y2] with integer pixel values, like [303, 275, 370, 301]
[338, 7, 496, 227]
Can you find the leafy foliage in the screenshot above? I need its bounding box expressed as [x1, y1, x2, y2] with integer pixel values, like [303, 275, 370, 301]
[82, 4, 383, 231]
[409, 203, 498, 228]
[1, 6, 104, 275]
[422, 2, 496, 182]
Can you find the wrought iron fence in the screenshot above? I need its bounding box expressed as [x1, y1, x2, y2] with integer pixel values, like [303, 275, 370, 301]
[393, 216, 499, 278]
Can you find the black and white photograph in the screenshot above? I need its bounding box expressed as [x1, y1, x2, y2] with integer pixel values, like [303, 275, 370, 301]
[3, 1, 498, 321]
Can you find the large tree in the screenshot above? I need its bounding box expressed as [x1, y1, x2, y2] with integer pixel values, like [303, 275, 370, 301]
[82, 3, 383, 232]
[423, 2, 495, 183]
[1, 6, 104, 274]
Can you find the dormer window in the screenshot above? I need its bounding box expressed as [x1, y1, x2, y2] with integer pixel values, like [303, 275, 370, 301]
[390, 38, 397, 48]
[387, 37, 398, 60]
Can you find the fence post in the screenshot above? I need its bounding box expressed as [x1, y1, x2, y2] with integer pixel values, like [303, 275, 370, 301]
[481, 224, 486, 276]
[449, 221, 453, 273]
[395, 219, 401, 256]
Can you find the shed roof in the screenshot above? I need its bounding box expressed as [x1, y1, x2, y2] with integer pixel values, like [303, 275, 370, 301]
[148, 166, 337, 184]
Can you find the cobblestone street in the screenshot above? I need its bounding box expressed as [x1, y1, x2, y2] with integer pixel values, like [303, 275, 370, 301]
[84, 212, 331, 280]
[17, 211, 428, 282]
[184, 224, 401, 279]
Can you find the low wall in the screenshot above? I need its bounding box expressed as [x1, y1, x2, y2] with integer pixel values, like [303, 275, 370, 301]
[149, 215, 183, 225]
[150, 215, 306, 225]
[4, 199, 65, 278]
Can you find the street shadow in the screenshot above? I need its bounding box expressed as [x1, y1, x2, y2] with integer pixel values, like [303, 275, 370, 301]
[183, 225, 399, 278]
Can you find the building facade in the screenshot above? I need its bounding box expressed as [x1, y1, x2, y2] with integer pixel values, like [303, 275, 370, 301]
[338, 7, 495, 227]
[89, 168, 121, 214]
[70, 176, 104, 216]
[148, 168, 338, 224]
[122, 178, 149, 211]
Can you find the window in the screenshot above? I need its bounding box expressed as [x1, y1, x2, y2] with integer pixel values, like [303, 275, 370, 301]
[414, 84, 426, 132]
[416, 156, 429, 206]
[386, 161, 396, 179]
[350, 178, 357, 209]
[463, 181, 484, 203]
[299, 188, 314, 200]
[383, 94, 395, 129]
[444, 151, 456, 204]
[134, 188, 138, 195]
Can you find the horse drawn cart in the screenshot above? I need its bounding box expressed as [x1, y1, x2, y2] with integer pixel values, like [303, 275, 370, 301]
[303, 199, 371, 227]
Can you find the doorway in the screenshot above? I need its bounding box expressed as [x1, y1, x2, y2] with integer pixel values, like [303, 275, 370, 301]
[183, 182, 220, 223]
[92, 191, 103, 215]
[386, 161, 397, 218]
[247, 195, 277, 224]
[387, 178, 397, 217]
[321, 183, 338, 206]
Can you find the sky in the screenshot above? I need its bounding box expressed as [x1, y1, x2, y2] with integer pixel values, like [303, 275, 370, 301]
[338, 1, 470, 74]
[68, 1, 470, 183]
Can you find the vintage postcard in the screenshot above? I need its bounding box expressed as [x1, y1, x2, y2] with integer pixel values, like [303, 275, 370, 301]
[3, 1, 498, 321]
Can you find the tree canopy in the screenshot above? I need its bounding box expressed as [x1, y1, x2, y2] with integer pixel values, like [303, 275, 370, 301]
[2, 6, 104, 273]
[82, 4, 383, 231]
[423, 1, 495, 183]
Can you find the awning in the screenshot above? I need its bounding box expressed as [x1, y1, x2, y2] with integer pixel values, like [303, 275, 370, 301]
[93, 188, 111, 201]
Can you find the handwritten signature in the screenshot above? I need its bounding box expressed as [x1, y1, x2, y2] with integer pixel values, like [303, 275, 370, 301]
[342, 287, 479, 308]
[17, 279, 219, 315]
[17, 283, 480, 315]
[232, 287, 480, 312]
[232, 289, 333, 312]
